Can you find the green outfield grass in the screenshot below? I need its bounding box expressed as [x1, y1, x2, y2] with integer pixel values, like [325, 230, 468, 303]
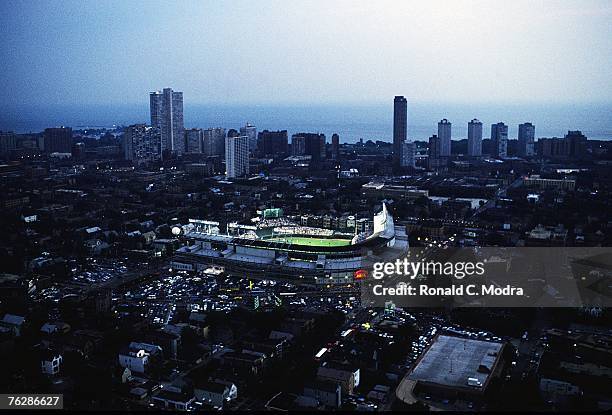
[267, 236, 352, 247]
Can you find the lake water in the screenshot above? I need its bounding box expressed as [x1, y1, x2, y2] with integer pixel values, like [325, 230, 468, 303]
[1, 102, 611, 142]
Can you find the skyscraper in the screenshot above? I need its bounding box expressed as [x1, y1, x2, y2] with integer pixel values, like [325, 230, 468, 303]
[225, 135, 249, 178]
[401, 142, 415, 168]
[149, 88, 184, 155]
[518, 123, 535, 157]
[123, 124, 161, 166]
[258, 130, 288, 157]
[202, 128, 226, 156]
[490, 122, 508, 158]
[393, 96, 407, 168]
[331, 133, 340, 160]
[185, 128, 203, 153]
[467, 119, 483, 157]
[240, 123, 257, 153]
[428, 134, 441, 159]
[43, 127, 72, 153]
[438, 119, 451, 157]
[428, 134, 445, 169]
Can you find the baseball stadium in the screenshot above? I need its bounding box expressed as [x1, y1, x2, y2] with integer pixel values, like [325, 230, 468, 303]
[171, 203, 407, 286]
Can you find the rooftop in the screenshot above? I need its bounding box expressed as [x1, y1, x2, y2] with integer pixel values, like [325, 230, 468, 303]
[408, 335, 503, 390]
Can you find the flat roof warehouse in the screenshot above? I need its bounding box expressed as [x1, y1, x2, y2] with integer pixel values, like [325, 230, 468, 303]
[408, 335, 504, 392]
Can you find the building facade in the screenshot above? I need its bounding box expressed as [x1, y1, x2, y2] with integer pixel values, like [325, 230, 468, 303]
[240, 123, 257, 153]
[203, 128, 226, 157]
[490, 122, 508, 158]
[291, 133, 326, 161]
[257, 130, 288, 157]
[123, 124, 161, 166]
[44, 127, 72, 154]
[150, 88, 184, 155]
[467, 119, 482, 157]
[185, 128, 203, 153]
[225, 135, 249, 178]
[331, 133, 340, 160]
[393, 96, 407, 168]
[518, 122, 535, 157]
[438, 119, 452, 157]
[401, 142, 415, 168]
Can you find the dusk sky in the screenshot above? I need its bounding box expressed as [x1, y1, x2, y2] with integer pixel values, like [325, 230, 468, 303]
[1, 0, 611, 107]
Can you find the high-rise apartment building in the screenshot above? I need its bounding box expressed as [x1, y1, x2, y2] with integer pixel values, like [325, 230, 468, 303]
[331, 133, 340, 160]
[240, 123, 257, 153]
[428, 134, 446, 169]
[149, 88, 184, 155]
[44, 127, 72, 154]
[490, 122, 508, 158]
[123, 124, 161, 166]
[393, 96, 407, 168]
[291, 133, 326, 161]
[202, 128, 226, 156]
[0, 131, 17, 157]
[428, 134, 441, 159]
[565, 130, 587, 158]
[225, 135, 249, 178]
[518, 122, 535, 157]
[401, 142, 415, 168]
[257, 130, 288, 157]
[185, 128, 203, 153]
[467, 119, 483, 157]
[438, 119, 451, 157]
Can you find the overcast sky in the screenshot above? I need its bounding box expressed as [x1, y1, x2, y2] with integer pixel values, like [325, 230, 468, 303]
[1, 0, 611, 107]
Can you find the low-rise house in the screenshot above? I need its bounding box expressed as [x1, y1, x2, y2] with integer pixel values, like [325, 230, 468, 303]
[40, 321, 71, 335]
[221, 350, 266, 377]
[118, 342, 162, 373]
[152, 389, 195, 411]
[303, 380, 342, 408]
[41, 349, 62, 375]
[0, 314, 25, 336]
[194, 380, 237, 408]
[316, 362, 359, 395]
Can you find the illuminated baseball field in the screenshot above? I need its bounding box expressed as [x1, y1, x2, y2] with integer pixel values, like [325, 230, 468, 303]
[266, 236, 352, 247]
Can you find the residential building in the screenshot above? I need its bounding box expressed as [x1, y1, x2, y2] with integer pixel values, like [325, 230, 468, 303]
[291, 133, 326, 161]
[185, 128, 203, 153]
[194, 380, 238, 407]
[518, 122, 535, 157]
[490, 122, 508, 158]
[150, 88, 184, 155]
[401, 141, 415, 168]
[225, 135, 249, 178]
[393, 96, 407, 168]
[202, 127, 226, 157]
[118, 342, 162, 373]
[331, 133, 340, 160]
[467, 119, 482, 157]
[257, 130, 288, 157]
[0, 131, 17, 157]
[565, 130, 587, 158]
[240, 123, 257, 153]
[316, 363, 359, 395]
[438, 118, 451, 156]
[41, 350, 62, 375]
[303, 380, 341, 408]
[44, 127, 72, 154]
[123, 124, 161, 166]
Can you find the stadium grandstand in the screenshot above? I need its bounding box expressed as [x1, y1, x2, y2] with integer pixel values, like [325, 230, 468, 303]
[170, 203, 407, 286]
